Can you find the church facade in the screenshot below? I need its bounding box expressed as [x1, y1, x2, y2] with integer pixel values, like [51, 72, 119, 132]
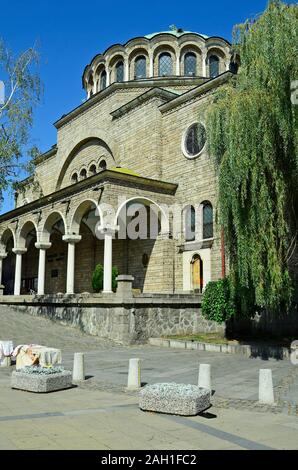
[0, 28, 235, 298]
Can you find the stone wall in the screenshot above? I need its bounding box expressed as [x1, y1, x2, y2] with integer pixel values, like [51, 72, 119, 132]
[0, 293, 223, 345]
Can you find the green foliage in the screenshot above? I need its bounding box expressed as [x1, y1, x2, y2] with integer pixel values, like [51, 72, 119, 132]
[202, 278, 236, 323]
[0, 39, 42, 203]
[206, 1, 298, 313]
[92, 264, 119, 292]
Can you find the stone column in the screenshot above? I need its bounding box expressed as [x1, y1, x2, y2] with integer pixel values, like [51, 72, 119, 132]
[35, 242, 52, 295]
[202, 51, 207, 77]
[176, 55, 180, 76]
[106, 68, 110, 86]
[0, 252, 7, 295]
[124, 59, 129, 81]
[62, 235, 82, 294]
[12, 248, 27, 295]
[98, 226, 118, 294]
[149, 53, 154, 77]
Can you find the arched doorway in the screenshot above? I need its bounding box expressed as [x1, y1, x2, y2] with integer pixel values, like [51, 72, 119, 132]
[41, 212, 66, 294]
[191, 254, 203, 292]
[1, 228, 15, 295]
[19, 221, 38, 294]
[115, 197, 171, 293]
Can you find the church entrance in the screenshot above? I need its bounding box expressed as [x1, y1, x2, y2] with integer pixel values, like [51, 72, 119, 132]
[191, 254, 203, 292]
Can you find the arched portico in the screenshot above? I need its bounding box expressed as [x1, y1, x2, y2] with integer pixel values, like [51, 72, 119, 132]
[0, 228, 16, 295]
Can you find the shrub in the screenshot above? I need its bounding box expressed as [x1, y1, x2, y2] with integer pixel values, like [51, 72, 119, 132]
[201, 278, 235, 324]
[92, 264, 119, 292]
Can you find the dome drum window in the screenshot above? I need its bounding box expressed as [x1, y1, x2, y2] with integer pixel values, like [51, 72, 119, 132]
[100, 71, 107, 90]
[182, 123, 207, 158]
[135, 56, 146, 79]
[184, 52, 197, 76]
[158, 53, 173, 76]
[116, 61, 124, 82]
[209, 55, 220, 78]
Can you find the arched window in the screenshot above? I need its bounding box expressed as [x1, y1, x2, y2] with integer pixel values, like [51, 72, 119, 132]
[158, 53, 173, 76]
[89, 164, 97, 176]
[184, 52, 197, 76]
[135, 56, 146, 79]
[203, 203, 213, 239]
[71, 173, 78, 184]
[99, 160, 107, 171]
[185, 205, 196, 242]
[79, 168, 87, 180]
[209, 55, 219, 78]
[100, 71, 107, 90]
[116, 61, 124, 82]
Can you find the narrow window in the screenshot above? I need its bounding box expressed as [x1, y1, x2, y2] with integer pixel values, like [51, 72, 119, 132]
[185, 205, 196, 242]
[158, 53, 173, 76]
[100, 70, 107, 90]
[135, 56, 146, 79]
[209, 55, 219, 78]
[203, 203, 213, 239]
[184, 52, 196, 76]
[116, 61, 124, 82]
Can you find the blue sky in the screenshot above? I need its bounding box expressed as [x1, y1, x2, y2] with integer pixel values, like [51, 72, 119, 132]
[1, 0, 269, 213]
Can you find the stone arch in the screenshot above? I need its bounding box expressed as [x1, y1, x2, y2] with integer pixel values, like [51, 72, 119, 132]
[0, 227, 16, 252]
[18, 220, 38, 249]
[152, 44, 176, 76]
[206, 47, 227, 76]
[179, 44, 203, 76]
[56, 133, 118, 190]
[41, 211, 67, 244]
[128, 48, 149, 80]
[115, 196, 169, 235]
[70, 199, 103, 236]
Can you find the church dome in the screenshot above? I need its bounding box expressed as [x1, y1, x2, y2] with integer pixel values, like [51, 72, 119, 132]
[82, 27, 231, 98]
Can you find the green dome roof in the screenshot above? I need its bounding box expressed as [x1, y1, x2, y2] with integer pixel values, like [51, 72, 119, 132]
[145, 28, 209, 40]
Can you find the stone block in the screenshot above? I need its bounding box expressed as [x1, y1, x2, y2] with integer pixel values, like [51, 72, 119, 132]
[205, 343, 221, 353]
[197, 342, 206, 351]
[220, 344, 229, 354]
[11, 370, 72, 393]
[148, 338, 170, 348]
[186, 341, 198, 350]
[169, 340, 186, 349]
[139, 383, 210, 416]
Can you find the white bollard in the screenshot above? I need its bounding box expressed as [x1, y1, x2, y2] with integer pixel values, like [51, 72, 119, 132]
[259, 369, 274, 404]
[72, 352, 85, 381]
[127, 358, 141, 390]
[198, 364, 211, 392]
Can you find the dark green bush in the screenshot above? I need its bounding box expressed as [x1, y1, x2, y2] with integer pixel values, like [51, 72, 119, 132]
[201, 278, 235, 323]
[92, 264, 119, 292]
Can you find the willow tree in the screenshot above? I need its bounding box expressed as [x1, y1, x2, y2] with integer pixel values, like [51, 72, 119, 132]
[206, 0, 298, 314]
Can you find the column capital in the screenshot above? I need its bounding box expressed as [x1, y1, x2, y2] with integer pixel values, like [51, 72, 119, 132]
[62, 234, 82, 244]
[35, 242, 52, 250]
[12, 248, 27, 255]
[97, 225, 119, 236]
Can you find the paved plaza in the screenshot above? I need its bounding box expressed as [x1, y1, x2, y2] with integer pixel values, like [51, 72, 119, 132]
[0, 307, 298, 450]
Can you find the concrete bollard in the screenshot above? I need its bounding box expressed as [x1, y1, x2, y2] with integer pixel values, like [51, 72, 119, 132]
[72, 352, 85, 382]
[127, 358, 141, 390]
[259, 369, 274, 404]
[198, 364, 211, 392]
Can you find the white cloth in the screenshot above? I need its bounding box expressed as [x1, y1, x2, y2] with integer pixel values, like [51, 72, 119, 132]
[0, 340, 14, 359]
[13, 344, 62, 369]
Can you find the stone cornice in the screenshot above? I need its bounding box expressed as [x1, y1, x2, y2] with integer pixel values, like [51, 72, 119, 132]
[110, 87, 178, 120]
[159, 71, 234, 113]
[0, 170, 178, 223]
[54, 77, 208, 129]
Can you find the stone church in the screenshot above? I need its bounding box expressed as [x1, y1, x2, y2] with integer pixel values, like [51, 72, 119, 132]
[0, 27, 235, 306]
